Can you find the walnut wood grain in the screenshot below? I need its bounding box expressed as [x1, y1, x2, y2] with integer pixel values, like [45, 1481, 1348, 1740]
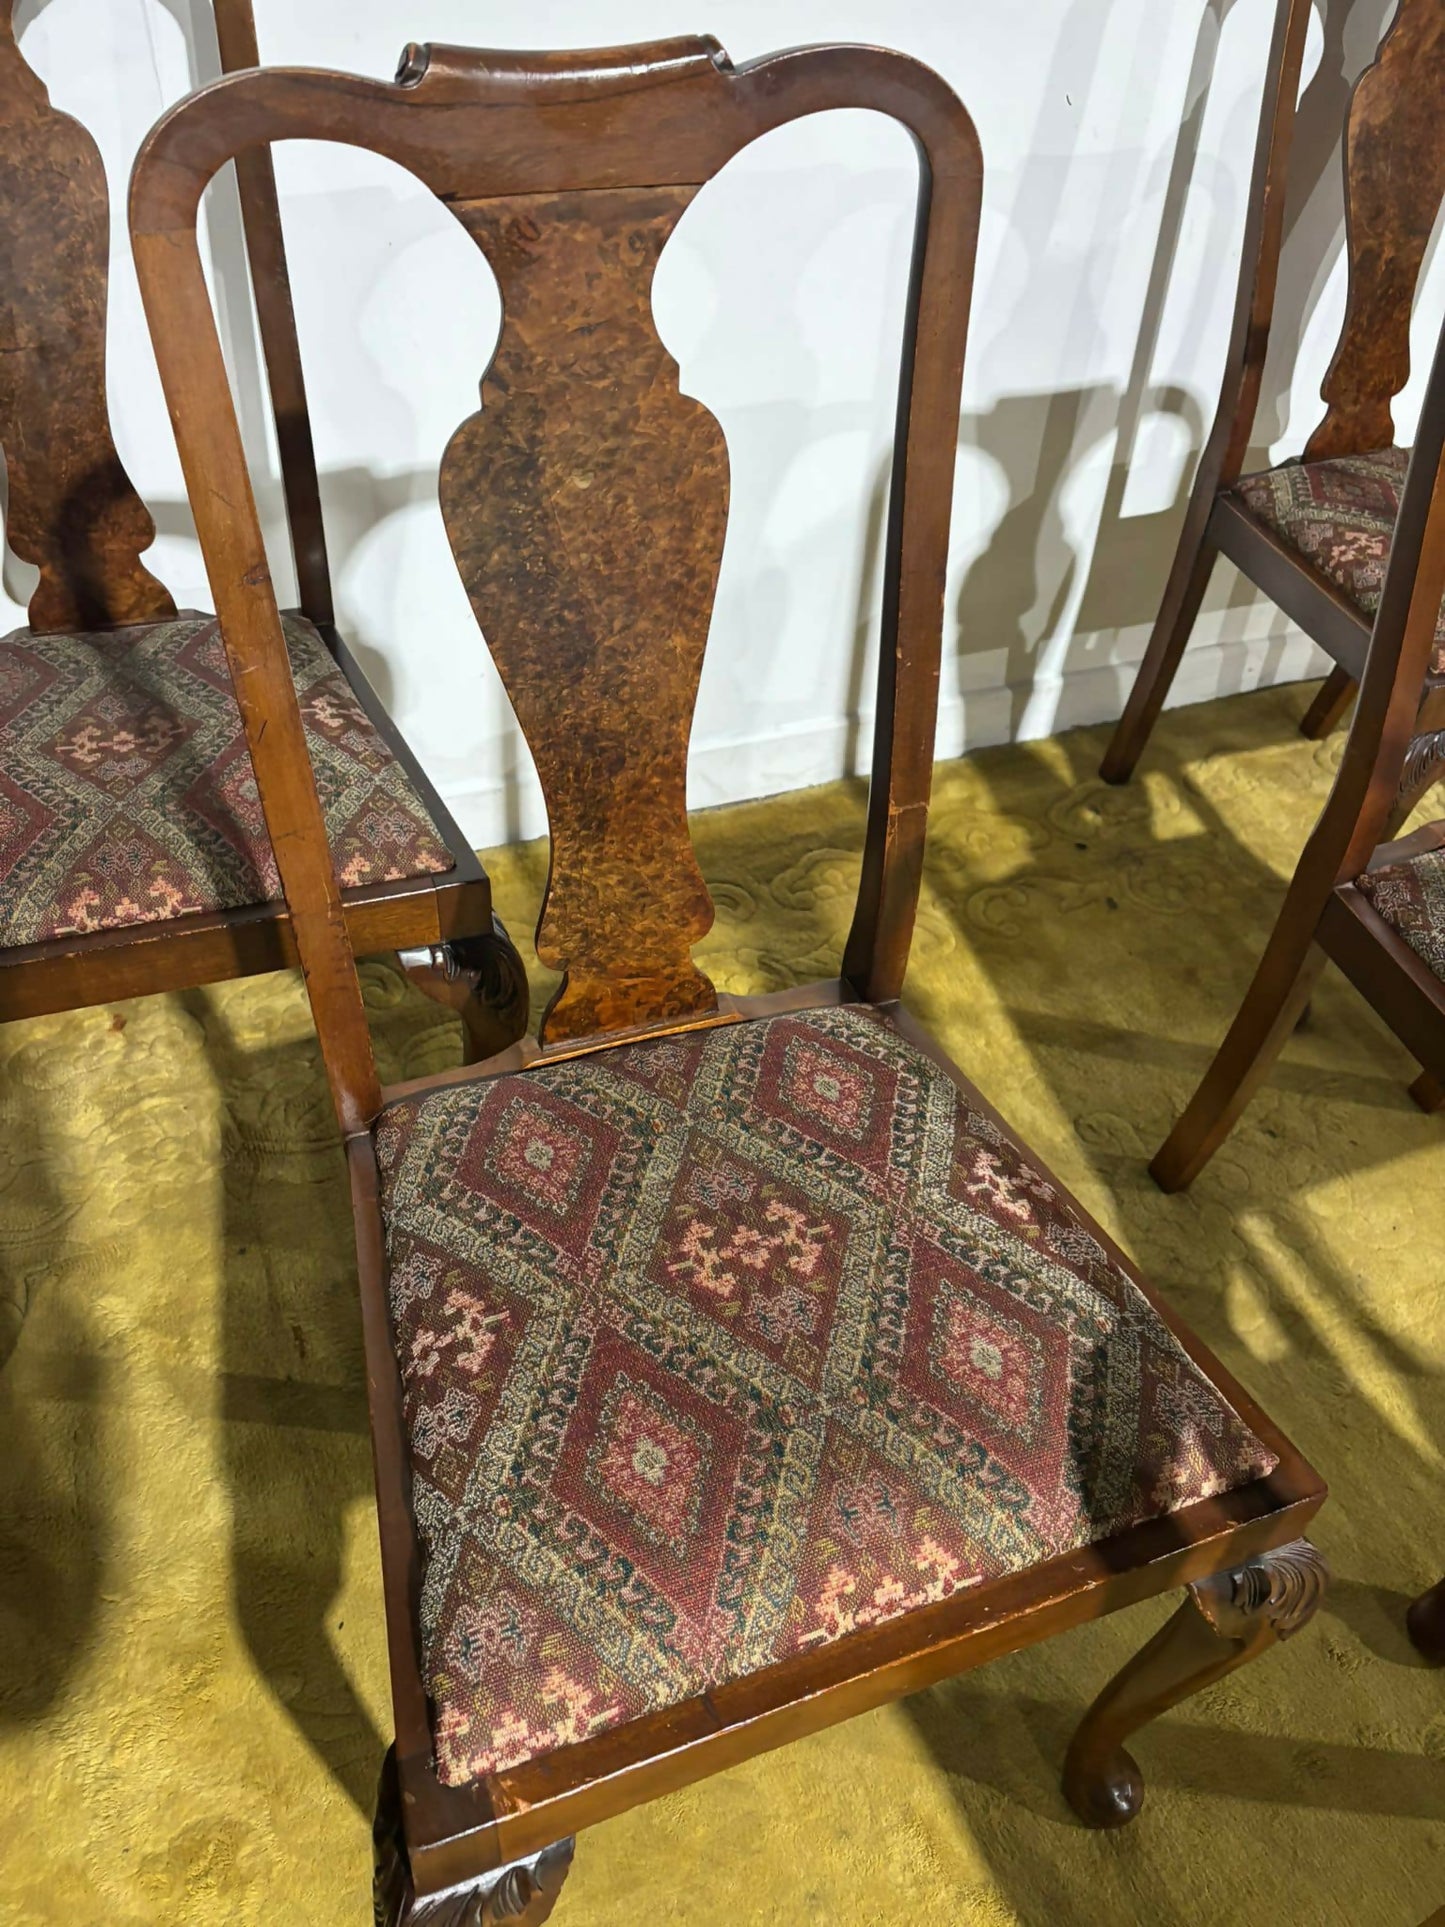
[1306, 0, 1445, 461]
[0, 7, 523, 1064]
[0, 1, 173, 633]
[441, 187, 727, 1047]
[211, 0, 333, 623]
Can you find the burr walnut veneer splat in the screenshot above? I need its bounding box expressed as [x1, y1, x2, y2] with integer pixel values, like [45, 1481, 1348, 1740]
[130, 34, 1327, 1924]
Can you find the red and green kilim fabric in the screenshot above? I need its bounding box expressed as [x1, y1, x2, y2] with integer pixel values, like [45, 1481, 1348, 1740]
[0, 611, 452, 946]
[1357, 845, 1445, 981]
[376, 1004, 1276, 1789]
[1232, 445, 1445, 673]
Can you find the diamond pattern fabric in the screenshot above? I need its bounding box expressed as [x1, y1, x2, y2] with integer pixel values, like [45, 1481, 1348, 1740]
[375, 1004, 1276, 1789]
[1231, 446, 1445, 675]
[1355, 842, 1445, 979]
[0, 611, 452, 945]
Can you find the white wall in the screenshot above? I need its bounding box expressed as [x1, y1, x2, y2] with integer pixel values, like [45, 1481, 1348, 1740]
[11, 0, 1445, 846]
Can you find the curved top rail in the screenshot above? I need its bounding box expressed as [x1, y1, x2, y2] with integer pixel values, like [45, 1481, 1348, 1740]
[132, 38, 980, 224]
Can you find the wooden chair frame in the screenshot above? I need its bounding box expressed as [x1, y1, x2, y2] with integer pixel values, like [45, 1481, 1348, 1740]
[0, 0, 527, 1056]
[1145, 336, 1445, 1183]
[131, 38, 1325, 1921]
[1100, 0, 1445, 786]
[1078, 0, 1445, 1187]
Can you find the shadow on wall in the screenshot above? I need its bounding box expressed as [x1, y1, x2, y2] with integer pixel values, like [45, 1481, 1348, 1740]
[946, 0, 1398, 748]
[43, 0, 1399, 848]
[9, 0, 1408, 839]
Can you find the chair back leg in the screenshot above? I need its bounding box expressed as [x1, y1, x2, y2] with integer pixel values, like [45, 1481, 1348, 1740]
[1100, 521, 1219, 784]
[1298, 664, 1357, 741]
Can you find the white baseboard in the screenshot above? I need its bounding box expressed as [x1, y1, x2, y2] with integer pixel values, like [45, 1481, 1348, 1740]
[440, 622, 1329, 851]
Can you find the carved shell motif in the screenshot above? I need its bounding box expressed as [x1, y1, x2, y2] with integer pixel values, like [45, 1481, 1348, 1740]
[1192, 1538, 1328, 1642]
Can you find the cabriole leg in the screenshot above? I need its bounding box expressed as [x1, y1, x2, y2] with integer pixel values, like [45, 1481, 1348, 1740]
[1063, 1538, 1328, 1828]
[373, 1748, 574, 1925]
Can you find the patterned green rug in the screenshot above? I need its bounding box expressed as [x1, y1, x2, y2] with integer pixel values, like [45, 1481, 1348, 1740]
[1, 682, 1441, 1925]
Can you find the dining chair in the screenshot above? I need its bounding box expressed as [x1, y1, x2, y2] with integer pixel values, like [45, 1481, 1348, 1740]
[1141, 303, 1445, 1186]
[1100, 0, 1445, 806]
[131, 36, 1328, 1921]
[0, 0, 527, 1057]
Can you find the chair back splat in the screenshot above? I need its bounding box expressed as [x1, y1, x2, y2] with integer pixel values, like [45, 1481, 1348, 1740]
[211, 0, 334, 624]
[0, 3, 175, 633]
[1307, 0, 1445, 463]
[129, 38, 982, 1132]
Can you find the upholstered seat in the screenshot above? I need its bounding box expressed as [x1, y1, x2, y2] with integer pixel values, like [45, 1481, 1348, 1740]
[375, 1004, 1275, 1789]
[1356, 843, 1445, 979]
[1231, 447, 1445, 674]
[0, 611, 452, 946]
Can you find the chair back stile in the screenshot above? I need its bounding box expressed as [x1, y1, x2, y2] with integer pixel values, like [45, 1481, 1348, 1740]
[210, 0, 334, 625]
[128, 39, 981, 1133]
[1325, 330, 1445, 877]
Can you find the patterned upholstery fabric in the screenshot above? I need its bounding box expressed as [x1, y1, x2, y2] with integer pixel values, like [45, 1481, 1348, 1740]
[1231, 446, 1445, 675]
[376, 1004, 1276, 1789]
[0, 612, 451, 945]
[1355, 843, 1445, 979]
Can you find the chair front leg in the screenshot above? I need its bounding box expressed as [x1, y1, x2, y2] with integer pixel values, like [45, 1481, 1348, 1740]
[1151, 937, 1328, 1192]
[1063, 1538, 1328, 1827]
[373, 1748, 575, 1926]
[399, 916, 531, 1064]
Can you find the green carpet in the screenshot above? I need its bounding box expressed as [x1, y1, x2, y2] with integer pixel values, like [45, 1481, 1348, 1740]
[1, 682, 1442, 1925]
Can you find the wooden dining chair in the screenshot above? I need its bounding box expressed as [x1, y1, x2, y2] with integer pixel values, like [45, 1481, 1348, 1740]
[131, 37, 1327, 1920]
[0, 0, 527, 1057]
[1100, 0, 1445, 796]
[1139, 309, 1445, 1186]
